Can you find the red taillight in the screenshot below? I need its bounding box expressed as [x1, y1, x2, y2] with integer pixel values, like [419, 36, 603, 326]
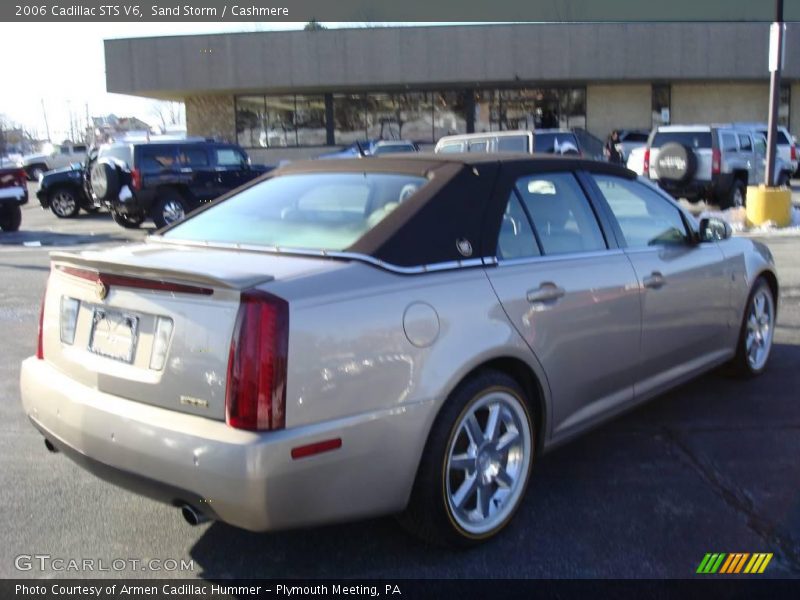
[36, 282, 47, 360]
[643, 149, 650, 174]
[17, 169, 27, 187]
[712, 148, 721, 175]
[791, 145, 797, 162]
[225, 290, 288, 431]
[131, 168, 141, 192]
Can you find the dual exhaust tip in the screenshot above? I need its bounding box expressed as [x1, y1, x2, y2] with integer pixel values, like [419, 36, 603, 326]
[44, 439, 210, 527]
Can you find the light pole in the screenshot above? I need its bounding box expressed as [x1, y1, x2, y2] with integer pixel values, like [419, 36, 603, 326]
[765, 0, 784, 186]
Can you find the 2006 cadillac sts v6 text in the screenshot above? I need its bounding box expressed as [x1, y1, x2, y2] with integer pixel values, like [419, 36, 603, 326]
[20, 155, 777, 546]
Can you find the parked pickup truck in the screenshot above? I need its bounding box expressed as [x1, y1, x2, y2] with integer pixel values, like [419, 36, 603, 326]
[36, 149, 102, 218]
[21, 143, 88, 181]
[0, 166, 28, 232]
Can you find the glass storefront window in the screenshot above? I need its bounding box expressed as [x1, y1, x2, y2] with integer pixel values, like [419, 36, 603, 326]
[296, 95, 327, 146]
[366, 93, 434, 143]
[473, 88, 586, 133]
[652, 84, 671, 128]
[263, 95, 296, 148]
[433, 91, 469, 140]
[333, 94, 368, 144]
[235, 96, 267, 148]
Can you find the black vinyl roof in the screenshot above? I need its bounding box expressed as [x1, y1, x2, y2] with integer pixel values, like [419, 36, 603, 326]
[270, 155, 636, 268]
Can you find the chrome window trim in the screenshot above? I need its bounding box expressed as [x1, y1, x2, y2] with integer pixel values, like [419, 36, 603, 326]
[493, 248, 625, 268]
[146, 235, 491, 275]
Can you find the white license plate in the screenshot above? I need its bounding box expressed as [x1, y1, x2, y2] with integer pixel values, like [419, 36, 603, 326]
[88, 308, 139, 363]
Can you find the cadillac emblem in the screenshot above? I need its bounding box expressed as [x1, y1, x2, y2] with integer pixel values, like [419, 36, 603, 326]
[95, 280, 108, 301]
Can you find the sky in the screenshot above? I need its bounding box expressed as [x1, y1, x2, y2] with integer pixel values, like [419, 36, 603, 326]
[0, 22, 326, 141]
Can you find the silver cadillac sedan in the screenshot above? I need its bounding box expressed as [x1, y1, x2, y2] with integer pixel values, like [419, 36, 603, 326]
[20, 155, 777, 546]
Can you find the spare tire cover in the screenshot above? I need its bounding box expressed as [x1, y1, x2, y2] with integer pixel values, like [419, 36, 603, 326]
[90, 162, 120, 201]
[654, 143, 698, 182]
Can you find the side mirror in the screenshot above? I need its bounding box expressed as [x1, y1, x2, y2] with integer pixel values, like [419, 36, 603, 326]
[699, 217, 732, 242]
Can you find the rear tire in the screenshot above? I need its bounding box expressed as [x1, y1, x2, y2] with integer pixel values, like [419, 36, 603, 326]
[111, 210, 144, 229]
[49, 188, 80, 218]
[399, 370, 535, 547]
[0, 206, 22, 232]
[720, 179, 746, 210]
[729, 277, 775, 378]
[153, 190, 188, 229]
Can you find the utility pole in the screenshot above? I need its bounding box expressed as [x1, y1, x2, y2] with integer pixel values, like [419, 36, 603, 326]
[765, 0, 784, 186]
[41, 98, 51, 142]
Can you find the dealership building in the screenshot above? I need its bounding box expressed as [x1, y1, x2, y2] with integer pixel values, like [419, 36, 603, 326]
[104, 22, 800, 162]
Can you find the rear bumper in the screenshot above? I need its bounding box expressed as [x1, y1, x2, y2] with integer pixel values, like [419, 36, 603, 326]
[20, 357, 433, 532]
[0, 185, 28, 206]
[656, 178, 715, 201]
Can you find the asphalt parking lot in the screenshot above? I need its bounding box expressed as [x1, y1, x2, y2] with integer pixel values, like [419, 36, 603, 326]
[1, 183, 799, 579]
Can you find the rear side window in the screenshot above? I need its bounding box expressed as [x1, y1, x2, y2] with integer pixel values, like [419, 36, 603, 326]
[436, 143, 463, 153]
[179, 148, 209, 167]
[757, 130, 791, 145]
[738, 135, 752, 151]
[496, 193, 540, 260]
[139, 146, 177, 171]
[164, 172, 429, 251]
[468, 140, 489, 152]
[651, 131, 712, 149]
[592, 175, 688, 248]
[497, 136, 530, 152]
[514, 172, 606, 255]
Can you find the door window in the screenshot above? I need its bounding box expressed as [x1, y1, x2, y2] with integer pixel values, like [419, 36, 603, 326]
[514, 173, 606, 255]
[139, 147, 177, 171]
[179, 148, 209, 167]
[215, 148, 247, 167]
[592, 175, 689, 248]
[738, 134, 752, 152]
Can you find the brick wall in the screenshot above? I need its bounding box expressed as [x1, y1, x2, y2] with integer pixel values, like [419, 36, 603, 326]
[185, 95, 236, 142]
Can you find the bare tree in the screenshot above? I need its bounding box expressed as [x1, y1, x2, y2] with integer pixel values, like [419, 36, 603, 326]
[304, 20, 326, 31]
[150, 101, 185, 133]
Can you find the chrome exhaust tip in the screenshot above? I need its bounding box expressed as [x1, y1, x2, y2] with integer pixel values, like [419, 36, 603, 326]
[180, 504, 210, 526]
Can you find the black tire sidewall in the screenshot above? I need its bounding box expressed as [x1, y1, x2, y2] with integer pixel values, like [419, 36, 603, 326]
[721, 180, 746, 210]
[111, 210, 144, 229]
[0, 206, 22, 231]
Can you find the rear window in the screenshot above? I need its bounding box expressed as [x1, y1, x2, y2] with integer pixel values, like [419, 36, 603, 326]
[163, 172, 429, 251]
[651, 131, 712, 149]
[534, 133, 579, 154]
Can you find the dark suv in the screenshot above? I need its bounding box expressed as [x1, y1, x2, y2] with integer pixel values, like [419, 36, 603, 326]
[90, 140, 271, 229]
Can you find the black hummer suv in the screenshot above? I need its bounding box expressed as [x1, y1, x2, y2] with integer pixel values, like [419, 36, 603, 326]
[89, 140, 271, 229]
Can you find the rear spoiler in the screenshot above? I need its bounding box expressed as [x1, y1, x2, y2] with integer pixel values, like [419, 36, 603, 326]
[49, 251, 274, 291]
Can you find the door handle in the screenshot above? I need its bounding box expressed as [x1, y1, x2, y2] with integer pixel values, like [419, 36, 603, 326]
[526, 283, 566, 303]
[642, 271, 665, 289]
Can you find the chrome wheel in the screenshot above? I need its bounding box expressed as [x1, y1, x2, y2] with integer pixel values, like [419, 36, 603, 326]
[51, 190, 77, 217]
[745, 287, 774, 371]
[732, 186, 744, 208]
[162, 199, 185, 224]
[445, 390, 531, 536]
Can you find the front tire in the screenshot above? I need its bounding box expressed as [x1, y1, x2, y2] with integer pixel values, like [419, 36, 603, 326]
[111, 210, 144, 229]
[730, 277, 775, 377]
[400, 370, 535, 547]
[49, 188, 80, 218]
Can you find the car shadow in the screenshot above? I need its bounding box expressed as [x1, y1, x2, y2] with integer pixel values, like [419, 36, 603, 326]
[186, 342, 800, 580]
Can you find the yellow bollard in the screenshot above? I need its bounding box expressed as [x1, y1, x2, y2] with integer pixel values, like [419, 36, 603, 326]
[746, 185, 792, 228]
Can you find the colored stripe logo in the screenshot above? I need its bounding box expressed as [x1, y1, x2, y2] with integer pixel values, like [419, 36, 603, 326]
[697, 553, 772, 574]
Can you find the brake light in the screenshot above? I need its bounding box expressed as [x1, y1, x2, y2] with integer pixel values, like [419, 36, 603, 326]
[226, 289, 289, 431]
[792, 145, 797, 162]
[643, 149, 650, 174]
[712, 149, 721, 175]
[131, 168, 141, 192]
[36, 282, 48, 360]
[17, 169, 27, 187]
